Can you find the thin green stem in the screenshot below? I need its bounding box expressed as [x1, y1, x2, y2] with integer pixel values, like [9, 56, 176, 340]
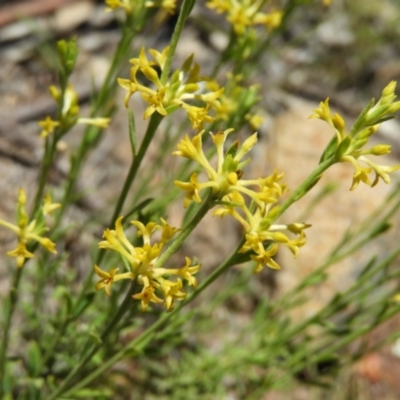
[54, 17, 139, 228]
[273, 157, 335, 222]
[72, 112, 163, 305]
[154, 193, 216, 269]
[110, 113, 163, 226]
[32, 135, 58, 214]
[160, 0, 194, 84]
[45, 282, 138, 400]
[0, 267, 23, 398]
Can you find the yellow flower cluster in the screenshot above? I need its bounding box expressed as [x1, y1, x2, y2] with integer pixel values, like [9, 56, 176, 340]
[310, 81, 400, 190]
[37, 85, 110, 138]
[94, 217, 200, 311]
[105, 0, 177, 14]
[0, 189, 59, 267]
[206, 0, 283, 35]
[105, 0, 133, 13]
[118, 47, 224, 129]
[174, 129, 309, 272]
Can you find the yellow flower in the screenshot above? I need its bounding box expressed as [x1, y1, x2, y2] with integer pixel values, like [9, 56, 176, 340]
[94, 265, 134, 296]
[174, 129, 282, 209]
[38, 116, 60, 138]
[77, 117, 111, 129]
[105, 0, 132, 13]
[254, 10, 283, 32]
[174, 127, 309, 273]
[132, 284, 164, 311]
[49, 85, 80, 118]
[95, 216, 201, 311]
[118, 47, 223, 129]
[42, 194, 61, 216]
[206, 0, 283, 35]
[0, 189, 57, 267]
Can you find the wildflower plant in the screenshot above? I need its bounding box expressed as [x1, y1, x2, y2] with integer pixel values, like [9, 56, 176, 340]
[1, 0, 400, 399]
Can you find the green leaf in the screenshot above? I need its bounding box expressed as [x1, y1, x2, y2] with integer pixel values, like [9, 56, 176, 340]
[335, 136, 352, 160]
[124, 198, 153, 221]
[350, 98, 375, 136]
[89, 330, 103, 345]
[72, 388, 113, 398]
[224, 140, 239, 160]
[128, 109, 137, 156]
[26, 341, 43, 376]
[72, 292, 96, 320]
[371, 115, 395, 125]
[319, 136, 338, 163]
[182, 200, 200, 228]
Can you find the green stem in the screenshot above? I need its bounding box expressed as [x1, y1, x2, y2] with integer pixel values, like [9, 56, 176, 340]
[73, 112, 163, 305]
[160, 0, 194, 84]
[154, 193, 216, 269]
[273, 157, 335, 222]
[54, 18, 139, 228]
[45, 282, 138, 400]
[110, 113, 163, 226]
[0, 267, 23, 398]
[32, 135, 58, 214]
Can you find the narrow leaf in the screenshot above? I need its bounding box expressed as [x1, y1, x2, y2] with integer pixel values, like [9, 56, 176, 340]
[128, 109, 137, 156]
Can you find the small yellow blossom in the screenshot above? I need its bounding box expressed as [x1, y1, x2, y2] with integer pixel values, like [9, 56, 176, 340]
[49, 85, 80, 118]
[206, 0, 283, 35]
[94, 265, 134, 296]
[105, 0, 132, 13]
[77, 117, 111, 129]
[38, 116, 60, 138]
[95, 216, 201, 311]
[42, 194, 61, 216]
[0, 189, 58, 267]
[254, 10, 283, 32]
[118, 47, 223, 129]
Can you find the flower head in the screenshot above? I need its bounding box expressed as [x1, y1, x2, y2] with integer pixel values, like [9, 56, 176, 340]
[38, 116, 60, 138]
[0, 189, 59, 267]
[95, 216, 201, 311]
[118, 46, 223, 129]
[105, 0, 132, 13]
[174, 128, 309, 272]
[206, 0, 282, 35]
